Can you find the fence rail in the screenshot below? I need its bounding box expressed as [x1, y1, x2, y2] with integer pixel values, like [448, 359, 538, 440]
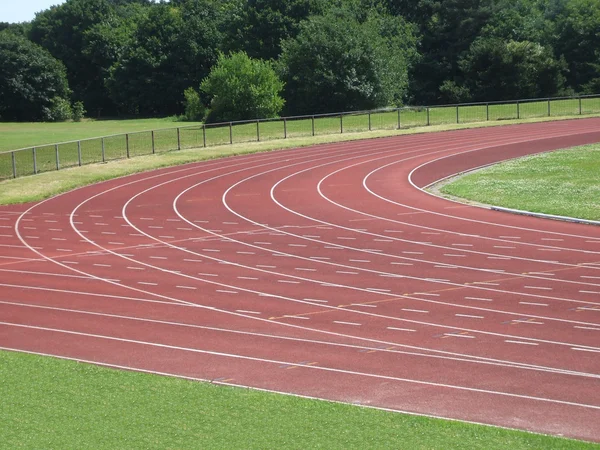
[1, 94, 599, 182]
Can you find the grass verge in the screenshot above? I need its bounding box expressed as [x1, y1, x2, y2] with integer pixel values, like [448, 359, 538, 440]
[1, 350, 595, 449]
[438, 143, 600, 221]
[1, 114, 599, 205]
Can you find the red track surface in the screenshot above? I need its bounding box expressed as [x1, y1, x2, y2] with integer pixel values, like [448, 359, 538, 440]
[2, 119, 600, 441]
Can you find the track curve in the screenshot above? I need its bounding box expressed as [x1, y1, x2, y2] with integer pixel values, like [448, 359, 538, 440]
[2, 118, 600, 441]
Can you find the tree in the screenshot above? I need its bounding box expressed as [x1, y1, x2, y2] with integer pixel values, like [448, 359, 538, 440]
[0, 32, 72, 122]
[553, 0, 600, 92]
[106, 0, 223, 116]
[458, 37, 567, 101]
[200, 51, 284, 123]
[29, 0, 117, 115]
[278, 8, 417, 115]
[224, 0, 327, 60]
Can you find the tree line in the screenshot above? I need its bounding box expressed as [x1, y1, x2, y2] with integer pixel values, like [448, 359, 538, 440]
[0, 0, 599, 123]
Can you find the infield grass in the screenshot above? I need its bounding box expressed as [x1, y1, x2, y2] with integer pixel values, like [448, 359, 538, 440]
[439, 143, 600, 221]
[1, 350, 595, 449]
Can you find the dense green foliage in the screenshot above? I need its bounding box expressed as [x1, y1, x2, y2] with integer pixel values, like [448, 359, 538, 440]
[1, 0, 599, 121]
[279, 7, 417, 114]
[201, 51, 285, 122]
[0, 32, 72, 121]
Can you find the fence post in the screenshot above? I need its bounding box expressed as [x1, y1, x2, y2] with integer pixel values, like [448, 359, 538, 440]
[55, 144, 59, 170]
[126, 134, 130, 158]
[368, 112, 371, 131]
[77, 141, 82, 166]
[101, 138, 106, 162]
[486, 103, 489, 121]
[311, 116, 315, 136]
[456, 105, 459, 124]
[229, 122, 233, 144]
[11, 152, 16, 178]
[397, 108, 401, 129]
[255, 120, 259, 142]
[579, 96, 582, 115]
[340, 114, 343, 134]
[284, 118, 287, 139]
[426, 107, 430, 126]
[516, 101, 520, 119]
[547, 98, 551, 117]
[202, 124, 206, 147]
[177, 128, 181, 150]
[33, 147, 37, 174]
[151, 131, 155, 154]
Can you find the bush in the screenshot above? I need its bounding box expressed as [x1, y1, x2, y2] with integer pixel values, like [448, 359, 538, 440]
[43, 97, 73, 122]
[200, 51, 284, 123]
[183, 87, 205, 121]
[72, 101, 86, 122]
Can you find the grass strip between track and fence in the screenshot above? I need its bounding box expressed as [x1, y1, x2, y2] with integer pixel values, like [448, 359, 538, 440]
[1, 114, 600, 206]
[438, 143, 600, 221]
[1, 350, 595, 449]
[1, 95, 599, 184]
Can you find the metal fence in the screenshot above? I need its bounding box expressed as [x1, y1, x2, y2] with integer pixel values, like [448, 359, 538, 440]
[1, 94, 599, 181]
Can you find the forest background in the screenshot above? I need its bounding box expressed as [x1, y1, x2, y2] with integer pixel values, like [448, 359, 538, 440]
[1, 0, 599, 123]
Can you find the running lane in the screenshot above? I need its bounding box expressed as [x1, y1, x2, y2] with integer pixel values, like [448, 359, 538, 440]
[1, 118, 600, 442]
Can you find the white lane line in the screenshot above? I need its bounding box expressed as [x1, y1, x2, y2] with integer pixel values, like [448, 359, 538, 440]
[56, 248, 72, 252]
[149, 256, 167, 260]
[499, 236, 520, 239]
[373, 239, 393, 242]
[402, 251, 423, 255]
[216, 289, 237, 294]
[235, 310, 260, 315]
[579, 290, 600, 294]
[333, 321, 361, 326]
[108, 242, 125, 245]
[139, 218, 154, 221]
[391, 262, 413, 266]
[581, 276, 600, 280]
[444, 254, 465, 257]
[452, 244, 473, 247]
[519, 302, 549, 307]
[176, 285, 197, 290]
[387, 326, 416, 332]
[198, 273, 218, 277]
[337, 237, 356, 240]
[488, 256, 511, 260]
[101, 231, 116, 235]
[309, 257, 329, 260]
[202, 249, 220, 252]
[539, 249, 561, 252]
[574, 326, 600, 331]
[444, 333, 475, 339]
[528, 272, 555, 276]
[127, 267, 145, 270]
[494, 246, 515, 249]
[336, 271, 358, 275]
[465, 297, 493, 302]
[183, 259, 203, 263]
[350, 259, 370, 263]
[159, 236, 175, 239]
[51, 238, 66, 241]
[93, 264, 111, 268]
[278, 280, 300, 284]
[304, 298, 328, 303]
[303, 235, 320, 238]
[571, 347, 600, 353]
[283, 315, 310, 320]
[256, 265, 276, 268]
[295, 268, 316, 272]
[366, 288, 391, 292]
[288, 244, 307, 247]
[505, 340, 539, 346]
[351, 303, 377, 308]
[254, 241, 272, 245]
[524, 286, 553, 290]
[414, 292, 440, 297]
[472, 282, 499, 286]
[236, 251, 256, 255]
[455, 314, 484, 319]
[237, 276, 258, 280]
[402, 308, 429, 314]
[541, 238, 564, 241]
[49, 229, 62, 231]
[384, 230, 402, 233]
[138, 282, 157, 286]
[177, 228, 193, 231]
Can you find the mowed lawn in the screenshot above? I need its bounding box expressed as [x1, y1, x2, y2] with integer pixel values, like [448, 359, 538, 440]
[440, 143, 600, 221]
[1, 350, 595, 449]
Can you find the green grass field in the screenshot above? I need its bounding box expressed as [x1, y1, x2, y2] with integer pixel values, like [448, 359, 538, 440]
[2, 350, 595, 449]
[439, 143, 600, 221]
[1, 96, 599, 182]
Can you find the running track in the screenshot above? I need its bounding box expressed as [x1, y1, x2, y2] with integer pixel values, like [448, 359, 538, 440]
[2, 119, 600, 442]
